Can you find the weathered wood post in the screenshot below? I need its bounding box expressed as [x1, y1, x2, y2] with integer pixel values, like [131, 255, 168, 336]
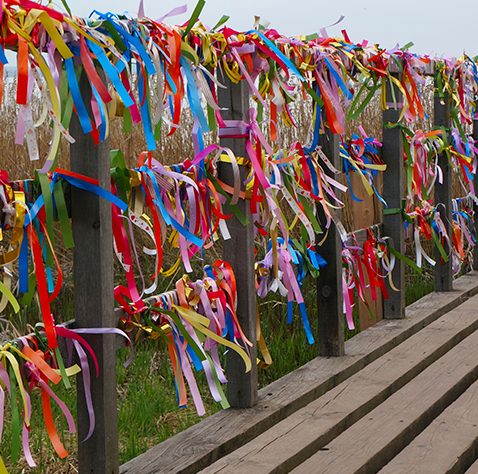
[70, 72, 119, 473]
[317, 125, 344, 356]
[434, 66, 453, 291]
[382, 69, 406, 318]
[474, 115, 478, 271]
[218, 78, 257, 407]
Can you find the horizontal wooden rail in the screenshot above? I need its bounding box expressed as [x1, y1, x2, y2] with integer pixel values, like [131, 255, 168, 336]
[0, 46, 460, 474]
[11, 224, 385, 356]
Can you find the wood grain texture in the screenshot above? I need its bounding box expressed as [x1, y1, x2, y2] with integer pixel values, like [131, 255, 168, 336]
[70, 72, 119, 474]
[317, 127, 344, 356]
[382, 72, 405, 319]
[120, 272, 478, 474]
[217, 78, 257, 408]
[291, 321, 478, 474]
[434, 87, 452, 291]
[199, 293, 478, 474]
[466, 459, 478, 473]
[379, 380, 478, 474]
[350, 173, 383, 330]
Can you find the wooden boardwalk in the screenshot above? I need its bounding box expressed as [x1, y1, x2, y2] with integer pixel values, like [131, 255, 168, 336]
[120, 271, 478, 474]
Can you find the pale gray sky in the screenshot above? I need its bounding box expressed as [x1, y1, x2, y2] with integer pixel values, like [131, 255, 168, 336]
[62, 0, 476, 58]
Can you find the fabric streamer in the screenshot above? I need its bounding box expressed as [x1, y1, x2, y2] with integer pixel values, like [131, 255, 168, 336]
[1, 1, 478, 471]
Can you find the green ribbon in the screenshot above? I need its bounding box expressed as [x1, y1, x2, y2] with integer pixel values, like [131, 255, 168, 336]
[53, 180, 74, 249]
[54, 346, 71, 389]
[9, 364, 20, 464]
[182, 0, 206, 38]
[387, 245, 422, 274]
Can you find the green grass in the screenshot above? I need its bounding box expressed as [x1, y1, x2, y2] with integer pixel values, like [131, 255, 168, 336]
[0, 267, 433, 472]
[0, 374, 77, 473]
[1, 338, 220, 472]
[256, 278, 360, 388]
[115, 339, 221, 465]
[405, 265, 435, 306]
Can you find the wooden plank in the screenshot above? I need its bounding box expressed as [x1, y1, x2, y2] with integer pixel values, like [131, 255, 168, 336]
[217, 78, 257, 408]
[317, 127, 344, 356]
[382, 72, 405, 318]
[350, 224, 382, 249]
[423, 60, 435, 76]
[119, 272, 478, 474]
[379, 380, 478, 474]
[70, 72, 119, 474]
[199, 293, 478, 474]
[350, 173, 383, 330]
[466, 459, 478, 473]
[291, 320, 478, 474]
[434, 84, 453, 291]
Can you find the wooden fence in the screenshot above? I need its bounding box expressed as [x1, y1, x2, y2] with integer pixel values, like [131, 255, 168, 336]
[0, 59, 474, 474]
[45, 59, 467, 473]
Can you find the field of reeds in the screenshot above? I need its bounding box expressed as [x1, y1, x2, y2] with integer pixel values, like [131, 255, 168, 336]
[0, 71, 457, 472]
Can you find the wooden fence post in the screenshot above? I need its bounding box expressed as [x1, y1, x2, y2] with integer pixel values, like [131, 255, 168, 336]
[70, 72, 119, 473]
[434, 77, 453, 291]
[317, 127, 344, 356]
[474, 117, 478, 271]
[218, 78, 257, 407]
[382, 71, 406, 319]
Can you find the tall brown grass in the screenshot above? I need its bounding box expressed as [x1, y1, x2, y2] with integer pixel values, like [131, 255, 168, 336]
[1, 72, 468, 309]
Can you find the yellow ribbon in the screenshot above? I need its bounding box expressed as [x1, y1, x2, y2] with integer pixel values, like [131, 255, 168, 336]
[173, 305, 252, 372]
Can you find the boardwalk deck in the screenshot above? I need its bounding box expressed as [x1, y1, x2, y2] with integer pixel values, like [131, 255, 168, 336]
[120, 271, 478, 474]
[290, 322, 478, 474]
[378, 380, 478, 474]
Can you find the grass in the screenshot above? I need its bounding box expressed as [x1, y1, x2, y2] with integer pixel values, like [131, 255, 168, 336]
[115, 339, 222, 465]
[0, 271, 365, 472]
[1, 336, 221, 472]
[406, 269, 435, 306]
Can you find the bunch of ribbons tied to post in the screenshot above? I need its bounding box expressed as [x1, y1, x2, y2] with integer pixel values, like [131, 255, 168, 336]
[0, 0, 477, 469]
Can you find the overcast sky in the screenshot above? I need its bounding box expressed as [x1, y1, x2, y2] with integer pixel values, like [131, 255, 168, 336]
[62, 0, 476, 58]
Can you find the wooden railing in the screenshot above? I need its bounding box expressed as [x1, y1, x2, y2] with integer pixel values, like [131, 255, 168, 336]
[3, 60, 474, 474]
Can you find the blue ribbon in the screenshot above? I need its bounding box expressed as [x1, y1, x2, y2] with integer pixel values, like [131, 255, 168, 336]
[56, 173, 128, 212]
[46, 266, 54, 293]
[186, 344, 203, 371]
[92, 11, 155, 75]
[0, 46, 8, 66]
[307, 156, 320, 196]
[287, 301, 294, 324]
[139, 167, 171, 225]
[65, 57, 92, 134]
[323, 56, 352, 100]
[139, 167, 203, 248]
[19, 228, 29, 294]
[165, 67, 178, 96]
[137, 70, 157, 150]
[86, 39, 134, 109]
[343, 157, 363, 202]
[224, 308, 235, 342]
[91, 84, 107, 143]
[299, 301, 314, 344]
[114, 50, 131, 75]
[246, 30, 306, 83]
[307, 248, 327, 269]
[180, 57, 210, 133]
[204, 265, 215, 280]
